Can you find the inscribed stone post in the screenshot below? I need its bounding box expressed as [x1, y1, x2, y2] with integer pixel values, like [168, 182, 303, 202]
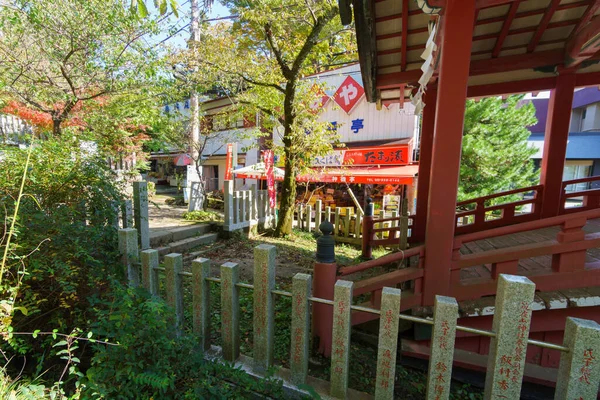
[315, 200, 322, 231]
[140, 249, 159, 296]
[165, 253, 184, 336]
[291, 273, 312, 385]
[426, 296, 459, 400]
[133, 182, 150, 249]
[306, 205, 313, 232]
[330, 280, 353, 399]
[221, 262, 240, 361]
[253, 245, 276, 373]
[374, 287, 402, 400]
[484, 274, 536, 400]
[224, 180, 234, 231]
[122, 199, 133, 228]
[118, 228, 139, 287]
[554, 317, 600, 399]
[192, 258, 211, 351]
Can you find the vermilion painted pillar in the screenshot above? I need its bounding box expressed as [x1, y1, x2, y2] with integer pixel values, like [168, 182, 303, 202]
[540, 72, 575, 219]
[413, 88, 437, 242]
[422, 0, 475, 306]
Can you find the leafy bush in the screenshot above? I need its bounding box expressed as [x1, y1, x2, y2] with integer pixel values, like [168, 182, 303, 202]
[83, 282, 285, 399]
[182, 210, 223, 222]
[147, 181, 156, 197]
[0, 136, 123, 379]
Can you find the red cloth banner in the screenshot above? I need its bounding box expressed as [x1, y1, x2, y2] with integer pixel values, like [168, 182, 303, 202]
[224, 143, 233, 181]
[264, 150, 276, 208]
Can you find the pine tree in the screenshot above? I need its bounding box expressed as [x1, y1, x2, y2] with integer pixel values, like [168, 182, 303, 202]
[458, 96, 539, 204]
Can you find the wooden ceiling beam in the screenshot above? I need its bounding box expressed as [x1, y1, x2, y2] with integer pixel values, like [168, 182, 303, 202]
[401, 0, 409, 71]
[376, 49, 565, 88]
[492, 0, 521, 58]
[565, 14, 600, 68]
[528, 0, 561, 53]
[569, 2, 600, 39]
[475, 1, 590, 26]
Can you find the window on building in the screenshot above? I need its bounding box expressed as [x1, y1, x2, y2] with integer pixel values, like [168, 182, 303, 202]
[563, 161, 592, 192]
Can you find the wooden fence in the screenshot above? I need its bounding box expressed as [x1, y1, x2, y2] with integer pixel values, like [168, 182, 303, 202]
[223, 180, 276, 232]
[118, 228, 600, 399]
[295, 199, 411, 250]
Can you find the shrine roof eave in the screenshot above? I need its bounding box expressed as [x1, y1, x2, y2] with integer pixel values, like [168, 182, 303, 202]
[342, 0, 600, 104]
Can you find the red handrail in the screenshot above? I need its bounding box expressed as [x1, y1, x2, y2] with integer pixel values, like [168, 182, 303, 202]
[338, 245, 424, 276]
[562, 175, 600, 187]
[456, 184, 542, 207]
[455, 208, 600, 244]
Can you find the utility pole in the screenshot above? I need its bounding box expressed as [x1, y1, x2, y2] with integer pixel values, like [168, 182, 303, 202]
[190, 0, 201, 158]
[188, 0, 203, 211]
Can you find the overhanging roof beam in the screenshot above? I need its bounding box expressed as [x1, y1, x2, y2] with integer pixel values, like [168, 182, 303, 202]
[565, 14, 600, 68]
[492, 0, 521, 58]
[401, 0, 409, 71]
[570, 2, 600, 39]
[528, 0, 561, 53]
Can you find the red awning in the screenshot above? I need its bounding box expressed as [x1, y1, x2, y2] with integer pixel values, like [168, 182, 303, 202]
[297, 165, 418, 185]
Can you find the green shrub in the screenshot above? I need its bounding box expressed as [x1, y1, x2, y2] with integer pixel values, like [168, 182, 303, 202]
[83, 282, 285, 399]
[182, 210, 223, 222]
[0, 137, 123, 380]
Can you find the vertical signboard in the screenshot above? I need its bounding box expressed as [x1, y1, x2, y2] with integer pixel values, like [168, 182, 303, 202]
[264, 150, 276, 208]
[224, 143, 235, 181]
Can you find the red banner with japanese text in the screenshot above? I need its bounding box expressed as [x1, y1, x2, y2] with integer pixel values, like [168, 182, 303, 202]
[264, 150, 276, 208]
[224, 143, 233, 181]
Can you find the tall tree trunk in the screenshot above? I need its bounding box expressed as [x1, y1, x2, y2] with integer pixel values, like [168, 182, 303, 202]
[52, 118, 62, 136]
[275, 150, 297, 236]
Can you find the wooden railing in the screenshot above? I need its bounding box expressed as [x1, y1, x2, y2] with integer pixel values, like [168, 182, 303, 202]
[450, 208, 600, 301]
[454, 184, 543, 235]
[119, 228, 600, 398]
[293, 202, 363, 245]
[560, 175, 600, 214]
[223, 180, 276, 232]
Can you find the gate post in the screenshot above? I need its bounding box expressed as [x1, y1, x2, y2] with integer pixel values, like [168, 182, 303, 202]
[313, 221, 337, 357]
[362, 198, 374, 259]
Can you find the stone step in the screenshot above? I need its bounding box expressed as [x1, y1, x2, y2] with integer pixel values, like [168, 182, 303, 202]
[150, 224, 212, 248]
[156, 232, 219, 256]
[183, 242, 227, 264]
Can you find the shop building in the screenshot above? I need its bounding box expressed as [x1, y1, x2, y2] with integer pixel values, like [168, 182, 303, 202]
[149, 96, 260, 191]
[526, 87, 600, 190]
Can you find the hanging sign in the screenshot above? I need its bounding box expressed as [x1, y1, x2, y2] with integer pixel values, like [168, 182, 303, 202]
[334, 76, 365, 114]
[312, 145, 411, 167]
[224, 143, 234, 181]
[264, 150, 276, 208]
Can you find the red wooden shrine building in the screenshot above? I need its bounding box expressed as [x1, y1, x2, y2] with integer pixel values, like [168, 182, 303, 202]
[312, 0, 600, 386]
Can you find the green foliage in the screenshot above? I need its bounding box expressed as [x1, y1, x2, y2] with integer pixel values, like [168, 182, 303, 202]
[83, 282, 285, 399]
[175, 0, 357, 235]
[0, 136, 123, 379]
[459, 96, 539, 204]
[182, 210, 223, 222]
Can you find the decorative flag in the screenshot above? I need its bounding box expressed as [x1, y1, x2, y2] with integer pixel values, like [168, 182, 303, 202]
[224, 143, 234, 181]
[334, 76, 365, 114]
[264, 150, 276, 208]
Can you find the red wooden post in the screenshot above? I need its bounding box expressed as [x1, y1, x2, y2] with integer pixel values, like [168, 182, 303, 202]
[540, 72, 575, 219]
[413, 88, 437, 242]
[422, 0, 476, 306]
[552, 216, 587, 272]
